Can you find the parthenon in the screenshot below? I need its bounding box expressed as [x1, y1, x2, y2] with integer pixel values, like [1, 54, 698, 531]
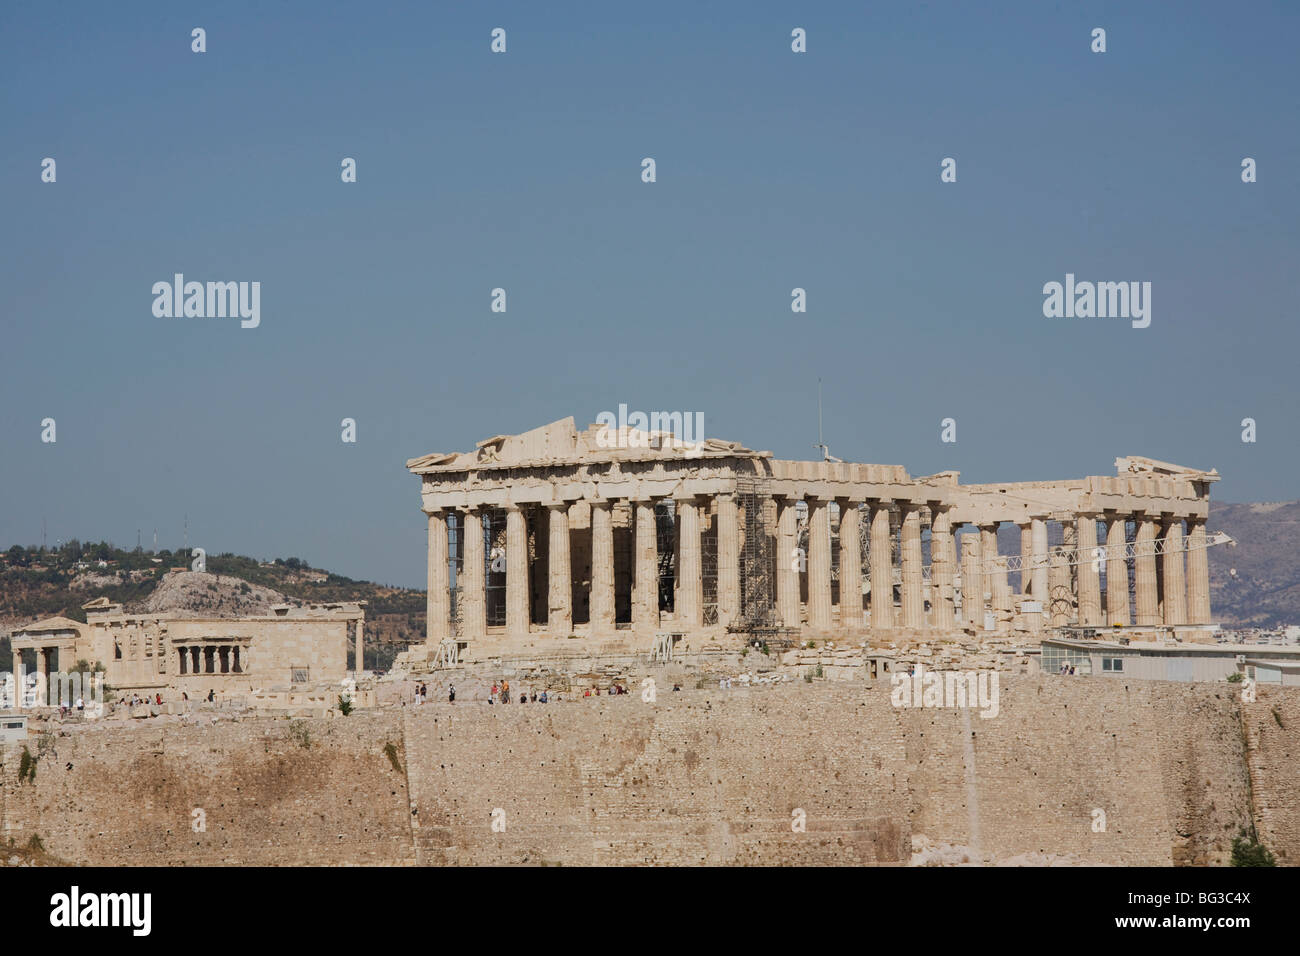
[406, 417, 1221, 661]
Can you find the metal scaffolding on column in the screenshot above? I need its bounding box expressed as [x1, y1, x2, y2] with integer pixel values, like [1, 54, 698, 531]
[483, 507, 507, 627]
[701, 507, 718, 626]
[447, 511, 464, 638]
[655, 502, 676, 613]
[735, 478, 776, 630]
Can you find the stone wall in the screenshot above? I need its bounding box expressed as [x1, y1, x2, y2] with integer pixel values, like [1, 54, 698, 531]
[0, 678, 1293, 866]
[0, 712, 412, 865]
[1242, 691, 1300, 864]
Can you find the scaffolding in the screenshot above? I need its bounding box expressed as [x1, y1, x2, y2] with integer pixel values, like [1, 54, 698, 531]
[448, 511, 464, 638]
[655, 502, 676, 613]
[484, 507, 507, 627]
[701, 505, 718, 626]
[735, 478, 777, 630]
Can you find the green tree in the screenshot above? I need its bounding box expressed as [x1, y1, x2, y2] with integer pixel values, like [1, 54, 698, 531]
[1231, 831, 1276, 867]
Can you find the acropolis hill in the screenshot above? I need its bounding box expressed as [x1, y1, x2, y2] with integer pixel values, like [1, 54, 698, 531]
[398, 416, 1223, 669]
[3, 678, 1298, 866]
[4, 417, 1295, 868]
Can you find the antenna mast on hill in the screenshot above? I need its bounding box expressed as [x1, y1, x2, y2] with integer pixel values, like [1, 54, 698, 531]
[184, 515, 188, 553]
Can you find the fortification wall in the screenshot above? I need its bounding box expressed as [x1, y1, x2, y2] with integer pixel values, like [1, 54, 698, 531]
[0, 712, 413, 865]
[904, 679, 1252, 865]
[1242, 690, 1300, 864]
[0, 678, 1293, 866]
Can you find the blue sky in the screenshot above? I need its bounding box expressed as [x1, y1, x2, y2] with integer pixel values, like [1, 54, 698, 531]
[2, 1, 1296, 588]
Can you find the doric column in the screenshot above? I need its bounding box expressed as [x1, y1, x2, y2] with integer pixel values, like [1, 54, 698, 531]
[776, 497, 801, 627]
[715, 493, 740, 628]
[547, 503, 572, 635]
[1161, 517, 1187, 626]
[1048, 546, 1070, 627]
[1019, 522, 1034, 595]
[506, 505, 530, 635]
[1105, 514, 1130, 626]
[1076, 514, 1103, 626]
[461, 507, 487, 640]
[35, 648, 48, 705]
[992, 556, 1011, 616]
[980, 524, 999, 603]
[900, 505, 924, 628]
[633, 500, 658, 631]
[869, 501, 894, 629]
[590, 500, 615, 635]
[354, 619, 364, 676]
[837, 501, 863, 628]
[960, 534, 982, 627]
[806, 497, 833, 628]
[1186, 517, 1211, 624]
[676, 496, 702, 628]
[426, 510, 450, 641]
[1031, 518, 1049, 600]
[1134, 515, 1159, 626]
[930, 508, 955, 629]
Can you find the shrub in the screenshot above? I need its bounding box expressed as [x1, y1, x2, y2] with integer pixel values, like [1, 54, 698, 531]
[337, 695, 353, 716]
[1231, 832, 1276, 867]
[382, 741, 402, 773]
[17, 746, 36, 784]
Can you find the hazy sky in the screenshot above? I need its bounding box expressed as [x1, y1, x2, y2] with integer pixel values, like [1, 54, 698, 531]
[2, 1, 1296, 589]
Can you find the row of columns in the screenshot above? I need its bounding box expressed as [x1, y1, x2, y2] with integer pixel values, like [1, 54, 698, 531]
[176, 644, 245, 675]
[426, 495, 954, 641]
[429, 497, 729, 641]
[425, 499, 1213, 641]
[972, 513, 1211, 628]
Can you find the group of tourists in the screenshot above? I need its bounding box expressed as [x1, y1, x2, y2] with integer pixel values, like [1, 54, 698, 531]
[489, 680, 548, 705]
[116, 693, 163, 707]
[583, 683, 629, 697]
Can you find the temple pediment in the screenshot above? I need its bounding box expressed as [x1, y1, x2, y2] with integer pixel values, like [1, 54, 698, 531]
[1115, 456, 1220, 481]
[406, 416, 762, 473]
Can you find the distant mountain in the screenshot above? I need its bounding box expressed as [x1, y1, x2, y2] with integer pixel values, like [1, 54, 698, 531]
[1208, 501, 1300, 629]
[0, 544, 424, 672]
